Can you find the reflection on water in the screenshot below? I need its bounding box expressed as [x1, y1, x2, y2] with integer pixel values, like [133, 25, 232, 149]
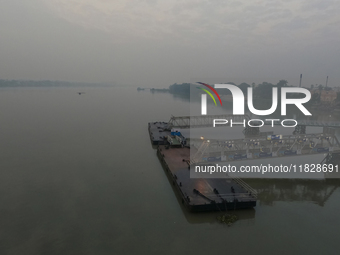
[248, 179, 340, 207]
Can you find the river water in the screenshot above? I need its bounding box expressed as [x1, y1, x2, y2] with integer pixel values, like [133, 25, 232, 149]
[0, 86, 339, 254]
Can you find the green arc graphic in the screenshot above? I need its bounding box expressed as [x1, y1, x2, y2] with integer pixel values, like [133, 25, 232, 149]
[197, 87, 217, 106]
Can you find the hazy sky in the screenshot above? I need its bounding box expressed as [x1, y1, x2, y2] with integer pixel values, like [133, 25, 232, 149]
[1, 0, 339, 87]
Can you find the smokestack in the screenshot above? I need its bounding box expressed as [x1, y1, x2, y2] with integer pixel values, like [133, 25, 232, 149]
[326, 76, 328, 88]
[299, 74, 302, 87]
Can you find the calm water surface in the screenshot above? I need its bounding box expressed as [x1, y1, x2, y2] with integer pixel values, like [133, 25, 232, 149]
[0, 86, 339, 254]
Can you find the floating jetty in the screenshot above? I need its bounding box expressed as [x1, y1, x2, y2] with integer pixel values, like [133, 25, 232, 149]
[149, 121, 257, 212]
[149, 115, 340, 212]
[149, 122, 171, 145]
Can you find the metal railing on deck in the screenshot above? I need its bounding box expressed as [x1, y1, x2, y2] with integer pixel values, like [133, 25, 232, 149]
[205, 193, 256, 202]
[227, 173, 258, 198]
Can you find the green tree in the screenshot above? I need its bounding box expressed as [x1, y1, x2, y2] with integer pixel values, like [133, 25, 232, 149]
[238, 82, 250, 95]
[276, 80, 288, 88]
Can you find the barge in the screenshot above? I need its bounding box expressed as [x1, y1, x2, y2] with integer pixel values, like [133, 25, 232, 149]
[149, 121, 257, 212]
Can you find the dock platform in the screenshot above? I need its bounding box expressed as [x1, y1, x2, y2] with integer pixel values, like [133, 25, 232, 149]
[149, 121, 257, 212]
[157, 145, 256, 212]
[148, 122, 171, 145]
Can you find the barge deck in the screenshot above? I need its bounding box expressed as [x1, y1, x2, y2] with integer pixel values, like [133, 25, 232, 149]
[149, 122, 257, 212]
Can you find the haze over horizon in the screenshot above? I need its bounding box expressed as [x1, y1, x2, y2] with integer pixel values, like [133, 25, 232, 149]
[1, 0, 339, 88]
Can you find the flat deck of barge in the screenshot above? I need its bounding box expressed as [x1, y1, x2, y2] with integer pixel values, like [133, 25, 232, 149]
[157, 145, 256, 211]
[148, 122, 171, 145]
[150, 121, 257, 211]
